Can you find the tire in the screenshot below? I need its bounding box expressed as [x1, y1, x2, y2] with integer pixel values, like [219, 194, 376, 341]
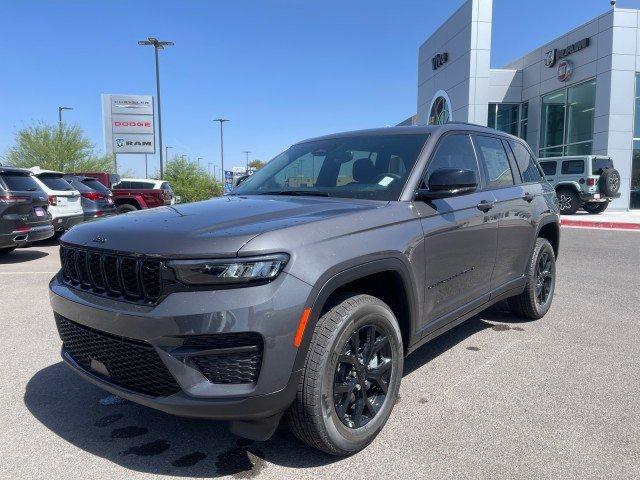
[285, 294, 404, 455]
[507, 238, 556, 320]
[116, 204, 138, 214]
[0, 247, 16, 256]
[556, 188, 580, 215]
[600, 168, 621, 197]
[583, 201, 609, 214]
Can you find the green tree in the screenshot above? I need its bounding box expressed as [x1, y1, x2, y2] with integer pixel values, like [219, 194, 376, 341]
[3, 122, 114, 172]
[249, 159, 265, 170]
[163, 155, 222, 203]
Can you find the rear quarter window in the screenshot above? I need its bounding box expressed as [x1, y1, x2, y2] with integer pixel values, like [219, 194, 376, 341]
[561, 160, 584, 175]
[509, 141, 542, 183]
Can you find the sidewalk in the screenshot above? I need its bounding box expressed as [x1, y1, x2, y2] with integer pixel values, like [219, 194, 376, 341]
[561, 210, 640, 231]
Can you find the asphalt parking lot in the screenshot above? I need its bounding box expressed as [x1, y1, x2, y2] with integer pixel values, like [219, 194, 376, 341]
[1, 228, 639, 479]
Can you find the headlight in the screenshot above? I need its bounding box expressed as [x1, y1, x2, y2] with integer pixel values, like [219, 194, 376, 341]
[168, 254, 289, 286]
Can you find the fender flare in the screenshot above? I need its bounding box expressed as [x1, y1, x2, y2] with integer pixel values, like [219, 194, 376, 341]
[555, 181, 581, 194]
[533, 213, 561, 260]
[291, 256, 419, 373]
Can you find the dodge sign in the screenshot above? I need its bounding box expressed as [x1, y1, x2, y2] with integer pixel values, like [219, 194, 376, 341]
[102, 94, 155, 154]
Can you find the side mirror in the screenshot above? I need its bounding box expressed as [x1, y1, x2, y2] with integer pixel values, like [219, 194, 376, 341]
[416, 168, 477, 200]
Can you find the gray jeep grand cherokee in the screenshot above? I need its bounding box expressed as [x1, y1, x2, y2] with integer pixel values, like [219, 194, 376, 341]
[50, 124, 560, 455]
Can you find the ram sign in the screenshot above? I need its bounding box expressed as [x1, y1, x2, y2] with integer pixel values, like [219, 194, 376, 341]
[102, 94, 155, 154]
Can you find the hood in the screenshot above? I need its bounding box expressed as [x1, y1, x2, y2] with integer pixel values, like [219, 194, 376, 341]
[61, 195, 383, 257]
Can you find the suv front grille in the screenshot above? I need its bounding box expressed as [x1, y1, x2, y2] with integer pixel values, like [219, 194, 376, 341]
[55, 315, 181, 397]
[60, 245, 163, 303]
[185, 333, 264, 384]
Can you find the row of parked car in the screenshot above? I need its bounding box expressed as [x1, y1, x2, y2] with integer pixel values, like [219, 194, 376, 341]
[0, 165, 175, 256]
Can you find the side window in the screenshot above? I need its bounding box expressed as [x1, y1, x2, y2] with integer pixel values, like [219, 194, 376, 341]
[510, 140, 542, 183]
[422, 134, 479, 189]
[474, 135, 514, 188]
[540, 161, 557, 176]
[561, 160, 585, 175]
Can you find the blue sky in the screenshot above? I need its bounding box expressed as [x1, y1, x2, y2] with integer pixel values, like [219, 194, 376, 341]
[0, 0, 624, 177]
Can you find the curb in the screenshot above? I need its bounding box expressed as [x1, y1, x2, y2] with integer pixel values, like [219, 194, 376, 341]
[561, 219, 640, 230]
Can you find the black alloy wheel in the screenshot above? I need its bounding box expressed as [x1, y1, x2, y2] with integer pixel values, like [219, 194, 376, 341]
[535, 249, 554, 309]
[333, 324, 393, 429]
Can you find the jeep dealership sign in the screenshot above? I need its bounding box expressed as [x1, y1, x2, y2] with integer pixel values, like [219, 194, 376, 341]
[102, 94, 155, 154]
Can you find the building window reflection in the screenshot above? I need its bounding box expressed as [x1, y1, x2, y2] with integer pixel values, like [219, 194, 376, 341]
[539, 79, 596, 158]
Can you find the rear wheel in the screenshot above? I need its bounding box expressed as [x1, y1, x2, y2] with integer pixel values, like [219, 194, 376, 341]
[0, 247, 16, 256]
[557, 188, 580, 215]
[116, 204, 138, 214]
[583, 201, 609, 214]
[508, 238, 556, 320]
[286, 294, 403, 455]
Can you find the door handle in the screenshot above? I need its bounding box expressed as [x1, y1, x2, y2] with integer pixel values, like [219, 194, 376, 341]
[476, 200, 494, 212]
[522, 192, 534, 203]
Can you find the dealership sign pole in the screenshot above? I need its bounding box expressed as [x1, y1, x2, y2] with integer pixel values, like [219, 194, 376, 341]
[138, 37, 174, 180]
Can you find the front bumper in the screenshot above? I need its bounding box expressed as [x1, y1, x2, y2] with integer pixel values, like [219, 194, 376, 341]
[49, 271, 312, 421]
[0, 224, 55, 247]
[52, 213, 84, 231]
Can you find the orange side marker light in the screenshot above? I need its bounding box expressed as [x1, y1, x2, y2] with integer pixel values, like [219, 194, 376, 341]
[293, 307, 312, 347]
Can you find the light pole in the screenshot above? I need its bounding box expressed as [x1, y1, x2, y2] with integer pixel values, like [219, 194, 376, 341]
[243, 150, 251, 173]
[144, 153, 148, 178]
[58, 106, 73, 126]
[138, 37, 174, 180]
[214, 118, 229, 186]
[165, 145, 172, 170]
[197, 157, 203, 168]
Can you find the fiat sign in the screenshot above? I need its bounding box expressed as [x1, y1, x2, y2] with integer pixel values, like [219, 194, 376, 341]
[102, 94, 155, 154]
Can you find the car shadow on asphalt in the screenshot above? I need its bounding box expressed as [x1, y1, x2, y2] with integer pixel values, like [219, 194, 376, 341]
[24, 306, 527, 477]
[0, 249, 49, 264]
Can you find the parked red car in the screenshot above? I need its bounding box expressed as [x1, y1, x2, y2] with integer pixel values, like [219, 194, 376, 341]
[79, 173, 175, 214]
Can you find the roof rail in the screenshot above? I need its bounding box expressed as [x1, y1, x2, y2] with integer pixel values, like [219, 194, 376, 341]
[444, 121, 485, 127]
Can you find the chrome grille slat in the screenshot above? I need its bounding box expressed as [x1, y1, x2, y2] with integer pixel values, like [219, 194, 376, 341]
[59, 246, 163, 303]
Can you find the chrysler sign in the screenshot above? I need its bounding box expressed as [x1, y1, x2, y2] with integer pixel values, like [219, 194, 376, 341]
[544, 37, 590, 68]
[102, 94, 155, 154]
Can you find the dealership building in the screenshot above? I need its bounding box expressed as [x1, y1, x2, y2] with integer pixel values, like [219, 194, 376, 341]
[414, 0, 640, 210]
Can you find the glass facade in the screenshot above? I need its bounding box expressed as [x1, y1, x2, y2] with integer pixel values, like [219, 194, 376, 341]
[487, 103, 528, 140]
[539, 79, 596, 158]
[632, 74, 640, 209]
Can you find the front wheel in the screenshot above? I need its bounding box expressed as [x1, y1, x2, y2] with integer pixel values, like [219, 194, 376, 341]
[583, 201, 609, 214]
[286, 294, 403, 455]
[508, 238, 556, 320]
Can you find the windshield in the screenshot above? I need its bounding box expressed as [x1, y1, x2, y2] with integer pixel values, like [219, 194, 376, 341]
[233, 133, 429, 201]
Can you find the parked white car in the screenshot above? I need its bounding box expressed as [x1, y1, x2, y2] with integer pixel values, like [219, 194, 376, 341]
[29, 167, 84, 236]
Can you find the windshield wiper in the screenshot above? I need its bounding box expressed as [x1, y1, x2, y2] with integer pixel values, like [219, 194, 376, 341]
[257, 190, 330, 197]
